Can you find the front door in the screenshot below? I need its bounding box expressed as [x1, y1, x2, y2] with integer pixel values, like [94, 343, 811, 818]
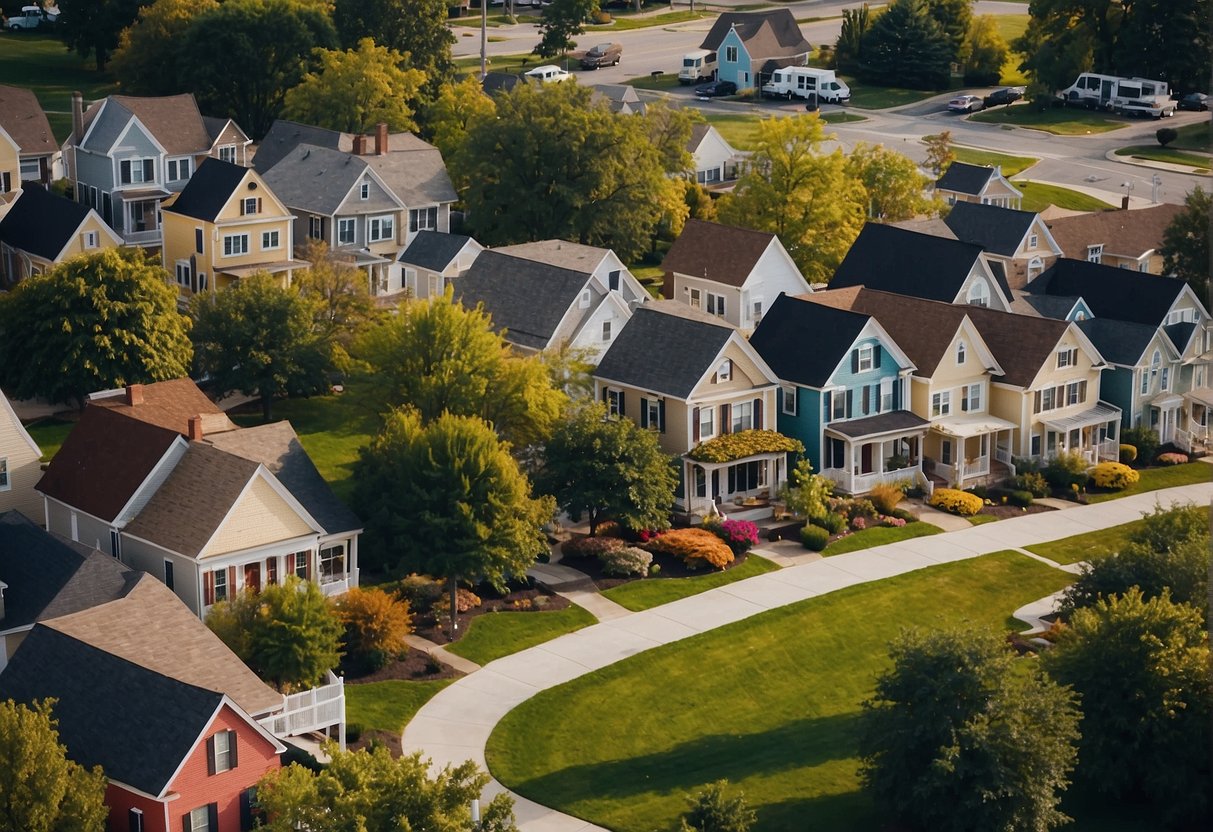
[860, 443, 874, 474]
[244, 562, 261, 595]
[1160, 408, 1176, 443]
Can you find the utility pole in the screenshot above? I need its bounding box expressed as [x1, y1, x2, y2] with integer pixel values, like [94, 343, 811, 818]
[480, 0, 488, 80]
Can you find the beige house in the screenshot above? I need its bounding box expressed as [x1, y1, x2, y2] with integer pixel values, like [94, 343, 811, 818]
[0, 126, 18, 195]
[935, 162, 1023, 210]
[0, 185, 122, 286]
[1045, 204, 1184, 274]
[0, 85, 59, 186]
[394, 231, 482, 300]
[0, 390, 41, 520]
[942, 202, 1062, 290]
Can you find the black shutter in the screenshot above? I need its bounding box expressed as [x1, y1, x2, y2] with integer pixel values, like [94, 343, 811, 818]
[640, 397, 649, 428]
[658, 400, 666, 433]
[239, 790, 253, 832]
[874, 346, 882, 369]
[823, 391, 832, 422]
[862, 386, 870, 415]
[753, 397, 762, 429]
[893, 379, 900, 410]
[228, 730, 238, 768]
[851, 350, 859, 374]
[182, 813, 190, 832]
[1034, 390, 1042, 413]
[601, 386, 608, 404]
[720, 403, 731, 434]
[845, 389, 853, 418]
[1079, 380, 1088, 402]
[206, 735, 216, 775]
[143, 159, 154, 182]
[120, 160, 131, 184]
[692, 407, 701, 441]
[207, 804, 218, 830]
[618, 391, 624, 416]
[195, 228, 204, 254]
[962, 387, 969, 412]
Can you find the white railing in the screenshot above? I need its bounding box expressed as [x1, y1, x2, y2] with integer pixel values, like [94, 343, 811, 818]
[259, 670, 345, 749]
[1096, 439, 1119, 460]
[995, 445, 1013, 465]
[319, 577, 350, 597]
[122, 228, 162, 245]
[824, 466, 921, 495]
[933, 457, 990, 486]
[1175, 430, 1192, 453]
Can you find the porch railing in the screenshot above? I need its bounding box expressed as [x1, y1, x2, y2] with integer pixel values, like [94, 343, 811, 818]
[1095, 439, 1119, 461]
[258, 669, 346, 750]
[121, 228, 162, 246]
[823, 466, 921, 495]
[319, 577, 350, 597]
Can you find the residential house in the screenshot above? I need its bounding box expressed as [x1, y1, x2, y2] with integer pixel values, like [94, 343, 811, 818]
[749, 293, 928, 495]
[161, 158, 305, 298]
[661, 219, 810, 332]
[699, 10, 811, 91]
[593, 302, 786, 519]
[592, 84, 647, 115]
[394, 230, 482, 300]
[1076, 316, 1184, 439]
[935, 162, 1023, 210]
[1045, 203, 1184, 274]
[942, 201, 1062, 290]
[0, 124, 19, 196]
[65, 93, 252, 247]
[261, 143, 406, 295]
[455, 244, 647, 360]
[0, 85, 59, 185]
[686, 123, 744, 189]
[253, 120, 457, 244]
[0, 185, 122, 285]
[0, 389, 42, 520]
[830, 222, 1013, 311]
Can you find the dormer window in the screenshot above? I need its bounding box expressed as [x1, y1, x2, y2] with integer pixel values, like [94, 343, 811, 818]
[967, 280, 989, 307]
[240, 197, 261, 216]
[1056, 348, 1077, 368]
[956, 341, 966, 364]
[1087, 244, 1103, 264]
[360, 182, 370, 200]
[578, 289, 591, 309]
[82, 230, 99, 249]
[716, 359, 732, 382]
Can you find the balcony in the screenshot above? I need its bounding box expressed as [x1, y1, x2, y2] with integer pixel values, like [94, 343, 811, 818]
[258, 669, 346, 750]
[122, 228, 162, 246]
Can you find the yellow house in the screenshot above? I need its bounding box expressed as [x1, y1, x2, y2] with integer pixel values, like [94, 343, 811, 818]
[0, 125, 18, 195]
[0, 388, 42, 521]
[161, 158, 305, 298]
[0, 185, 122, 286]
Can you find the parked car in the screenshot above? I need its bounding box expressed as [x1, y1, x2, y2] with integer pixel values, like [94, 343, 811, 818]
[524, 64, 573, 84]
[695, 80, 737, 98]
[983, 87, 1024, 107]
[580, 42, 622, 70]
[1117, 99, 1177, 119]
[5, 5, 54, 30]
[1177, 92, 1209, 112]
[947, 94, 985, 114]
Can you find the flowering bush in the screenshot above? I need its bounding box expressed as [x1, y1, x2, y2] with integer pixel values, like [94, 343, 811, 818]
[1091, 461, 1140, 490]
[645, 528, 734, 570]
[599, 546, 653, 577]
[687, 430, 803, 463]
[830, 497, 879, 522]
[928, 488, 983, 516]
[710, 519, 760, 555]
[882, 516, 907, 527]
[851, 516, 868, 531]
[562, 535, 626, 559]
[456, 588, 481, 613]
[1156, 452, 1189, 466]
[636, 528, 664, 543]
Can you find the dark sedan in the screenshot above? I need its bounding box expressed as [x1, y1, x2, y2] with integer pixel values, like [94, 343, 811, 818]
[983, 86, 1024, 107]
[695, 80, 737, 98]
[1178, 92, 1209, 112]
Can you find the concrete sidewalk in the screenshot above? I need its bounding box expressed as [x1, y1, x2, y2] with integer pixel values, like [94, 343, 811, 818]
[402, 482, 1213, 831]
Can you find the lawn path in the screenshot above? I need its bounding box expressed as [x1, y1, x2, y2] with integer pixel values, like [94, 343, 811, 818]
[402, 482, 1213, 832]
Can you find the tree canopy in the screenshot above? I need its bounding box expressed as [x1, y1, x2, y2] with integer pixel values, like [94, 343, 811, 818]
[1161, 186, 1211, 307]
[56, 0, 150, 70]
[535, 0, 599, 59]
[846, 142, 939, 221]
[293, 241, 380, 363]
[924, 130, 955, 177]
[924, 0, 972, 64]
[858, 0, 953, 90]
[834, 4, 873, 73]
[109, 0, 218, 94]
[331, 0, 455, 98]
[963, 14, 1009, 85]
[423, 76, 497, 166]
[0, 248, 192, 408]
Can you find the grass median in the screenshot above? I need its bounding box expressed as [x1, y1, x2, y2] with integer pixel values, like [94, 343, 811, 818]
[444, 605, 597, 665]
[602, 554, 780, 612]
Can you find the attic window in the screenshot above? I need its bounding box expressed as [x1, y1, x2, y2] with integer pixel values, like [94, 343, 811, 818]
[1087, 244, 1103, 264]
[956, 341, 966, 365]
[579, 289, 591, 309]
[857, 345, 874, 372]
[360, 182, 370, 200]
[1029, 233, 1038, 249]
[967, 280, 989, 307]
[82, 230, 99, 249]
[716, 359, 732, 382]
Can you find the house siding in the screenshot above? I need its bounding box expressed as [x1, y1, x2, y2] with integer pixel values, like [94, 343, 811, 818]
[104, 783, 168, 832]
[777, 386, 821, 469]
[0, 132, 18, 193]
[717, 30, 753, 89]
[1102, 367, 1135, 428]
[0, 403, 42, 521]
[201, 476, 315, 558]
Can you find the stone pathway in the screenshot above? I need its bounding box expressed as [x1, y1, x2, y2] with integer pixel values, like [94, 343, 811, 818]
[527, 562, 633, 622]
[403, 634, 481, 675]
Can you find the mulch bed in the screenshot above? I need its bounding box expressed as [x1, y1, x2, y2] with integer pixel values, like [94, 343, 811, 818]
[559, 542, 758, 592]
[346, 647, 463, 684]
[410, 583, 572, 646]
[975, 503, 1058, 520]
[349, 729, 402, 756]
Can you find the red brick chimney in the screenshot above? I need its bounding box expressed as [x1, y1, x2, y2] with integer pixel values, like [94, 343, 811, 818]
[375, 122, 388, 156]
[352, 134, 367, 155]
[187, 415, 204, 442]
[125, 383, 144, 406]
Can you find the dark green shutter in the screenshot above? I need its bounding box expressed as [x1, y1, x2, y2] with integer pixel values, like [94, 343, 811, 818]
[851, 350, 859, 373]
[873, 346, 882, 369]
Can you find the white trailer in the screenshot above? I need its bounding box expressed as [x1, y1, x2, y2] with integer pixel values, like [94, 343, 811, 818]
[679, 49, 718, 84]
[760, 67, 851, 103]
[1058, 72, 1172, 114]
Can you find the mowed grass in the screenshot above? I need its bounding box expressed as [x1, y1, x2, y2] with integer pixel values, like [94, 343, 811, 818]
[346, 679, 454, 735]
[951, 145, 1038, 176]
[589, 10, 712, 31]
[968, 105, 1124, 135]
[0, 33, 116, 141]
[700, 111, 862, 151]
[847, 83, 940, 110]
[1086, 461, 1213, 503]
[823, 521, 942, 556]
[488, 552, 1073, 832]
[1114, 145, 1213, 170]
[23, 417, 75, 461]
[991, 14, 1029, 85]
[1025, 518, 1146, 564]
[601, 554, 780, 612]
[1170, 122, 1213, 152]
[1012, 180, 1116, 212]
[445, 605, 597, 665]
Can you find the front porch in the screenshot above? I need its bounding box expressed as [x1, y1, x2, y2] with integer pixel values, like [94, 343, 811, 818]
[116, 189, 169, 246]
[820, 411, 930, 495]
[202, 536, 358, 611]
[1178, 387, 1213, 453]
[1038, 401, 1121, 465]
[218, 258, 310, 290]
[925, 414, 1018, 488]
[680, 453, 787, 522]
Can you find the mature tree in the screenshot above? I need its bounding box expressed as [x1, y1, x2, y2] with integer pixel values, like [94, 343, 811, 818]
[643, 102, 699, 176]
[454, 82, 678, 263]
[294, 241, 380, 360]
[110, 0, 218, 94]
[680, 781, 756, 832]
[924, 0, 972, 64]
[537, 402, 677, 536]
[1115, 0, 1211, 94]
[1161, 187, 1211, 307]
[55, 0, 150, 70]
[1013, 0, 1100, 97]
[206, 577, 344, 692]
[191, 273, 330, 421]
[423, 76, 497, 165]
[923, 130, 955, 177]
[182, 0, 337, 139]
[858, 0, 953, 90]
[256, 745, 518, 832]
[1045, 589, 1212, 827]
[331, 0, 455, 98]
[283, 39, 426, 134]
[859, 627, 1079, 832]
[963, 15, 1009, 85]
[717, 115, 867, 283]
[834, 4, 873, 73]
[846, 142, 939, 220]
[0, 700, 108, 832]
[535, 0, 598, 58]
[0, 248, 192, 408]
[353, 410, 554, 630]
[685, 180, 718, 222]
[352, 292, 566, 447]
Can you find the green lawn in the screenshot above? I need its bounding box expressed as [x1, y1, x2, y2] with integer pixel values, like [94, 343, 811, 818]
[991, 14, 1029, 86]
[1114, 145, 1212, 171]
[624, 72, 682, 90]
[0, 34, 116, 141]
[444, 605, 597, 665]
[488, 552, 1072, 832]
[1025, 518, 1146, 565]
[1170, 122, 1213, 152]
[24, 417, 74, 461]
[601, 554, 780, 612]
[968, 514, 1001, 526]
[951, 145, 1038, 177]
[1012, 180, 1116, 212]
[847, 83, 941, 110]
[346, 679, 453, 735]
[699, 111, 863, 151]
[454, 52, 545, 76]
[968, 105, 1124, 135]
[822, 522, 942, 556]
[589, 10, 712, 31]
[1086, 461, 1213, 503]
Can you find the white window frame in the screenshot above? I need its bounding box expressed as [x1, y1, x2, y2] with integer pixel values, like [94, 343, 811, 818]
[1087, 244, 1103, 264]
[367, 214, 395, 243]
[212, 568, 228, 603]
[880, 377, 894, 411]
[309, 216, 323, 239]
[187, 806, 209, 832]
[218, 145, 238, 164]
[578, 289, 591, 309]
[956, 341, 966, 364]
[167, 157, 193, 182]
[725, 45, 738, 62]
[607, 389, 623, 417]
[128, 807, 144, 832]
[175, 260, 191, 287]
[261, 229, 280, 250]
[707, 292, 726, 318]
[857, 344, 874, 372]
[831, 388, 846, 421]
[751, 297, 764, 324]
[241, 197, 258, 216]
[119, 157, 155, 185]
[83, 230, 99, 249]
[699, 405, 715, 440]
[781, 386, 797, 415]
[294, 552, 308, 580]
[1041, 386, 1056, 411]
[1029, 233, 1038, 249]
[645, 399, 661, 431]
[687, 287, 702, 309]
[1160, 365, 1170, 391]
[409, 206, 438, 233]
[931, 390, 951, 418]
[1057, 348, 1075, 368]
[222, 234, 249, 257]
[963, 382, 981, 412]
[0, 457, 8, 491]
[213, 730, 233, 773]
[601, 320, 612, 341]
[319, 544, 346, 583]
[967, 281, 989, 307]
[337, 218, 356, 245]
[359, 182, 370, 200]
[731, 400, 753, 433]
[18, 158, 39, 180]
[716, 359, 732, 382]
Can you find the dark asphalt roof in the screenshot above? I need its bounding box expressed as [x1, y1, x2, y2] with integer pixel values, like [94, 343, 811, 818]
[1164, 321, 1198, 354]
[455, 250, 589, 351]
[1077, 317, 1159, 366]
[0, 185, 92, 261]
[936, 162, 996, 196]
[165, 158, 247, 222]
[595, 303, 734, 399]
[1022, 294, 1084, 320]
[1025, 258, 1190, 326]
[253, 119, 342, 174]
[943, 201, 1038, 257]
[749, 293, 871, 388]
[830, 223, 988, 303]
[398, 230, 475, 272]
[825, 409, 929, 438]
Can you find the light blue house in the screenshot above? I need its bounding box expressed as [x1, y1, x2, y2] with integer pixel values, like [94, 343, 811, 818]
[749, 293, 928, 494]
[698, 10, 812, 91]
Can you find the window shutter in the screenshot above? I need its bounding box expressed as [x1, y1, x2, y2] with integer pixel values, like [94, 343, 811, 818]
[872, 385, 881, 414]
[203, 571, 214, 606]
[1079, 380, 1088, 402]
[618, 391, 625, 416]
[753, 397, 762, 429]
[206, 735, 216, 775]
[143, 159, 154, 181]
[873, 346, 882, 369]
[823, 391, 832, 422]
[1070, 349, 1078, 366]
[256, 198, 263, 213]
[195, 228, 204, 254]
[720, 404, 731, 434]
[304, 556, 311, 581]
[658, 400, 666, 433]
[845, 389, 853, 419]
[239, 199, 246, 216]
[120, 160, 131, 184]
[862, 386, 870, 415]
[228, 566, 237, 595]
[1055, 385, 1064, 406]
[893, 380, 900, 410]
[851, 350, 859, 374]
[640, 398, 649, 428]
[692, 407, 701, 441]
[182, 813, 191, 832]
[1034, 390, 1042, 413]
[228, 730, 239, 768]
[962, 388, 969, 412]
[601, 386, 608, 404]
[208, 804, 218, 830]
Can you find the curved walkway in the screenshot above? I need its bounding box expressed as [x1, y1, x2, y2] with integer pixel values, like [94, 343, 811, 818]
[402, 482, 1213, 831]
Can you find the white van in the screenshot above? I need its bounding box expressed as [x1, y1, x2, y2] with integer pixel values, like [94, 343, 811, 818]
[678, 50, 718, 85]
[761, 67, 851, 103]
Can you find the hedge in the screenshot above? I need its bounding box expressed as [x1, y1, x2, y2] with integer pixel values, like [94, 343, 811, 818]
[645, 528, 734, 569]
[1090, 461, 1140, 490]
[927, 488, 983, 516]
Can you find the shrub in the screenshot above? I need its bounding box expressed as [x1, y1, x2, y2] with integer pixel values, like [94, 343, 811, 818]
[562, 535, 626, 559]
[711, 518, 760, 555]
[599, 546, 653, 577]
[965, 484, 988, 500]
[1008, 490, 1034, 508]
[456, 588, 481, 612]
[1119, 443, 1138, 464]
[646, 528, 734, 570]
[812, 512, 848, 534]
[591, 10, 611, 24]
[334, 587, 413, 673]
[800, 524, 830, 551]
[396, 574, 442, 614]
[1044, 452, 1090, 490]
[1156, 126, 1178, 147]
[833, 497, 878, 522]
[1156, 452, 1188, 466]
[1012, 471, 1050, 498]
[927, 488, 983, 516]
[345, 723, 363, 744]
[868, 481, 905, 515]
[594, 519, 622, 538]
[1121, 427, 1159, 466]
[1091, 461, 1140, 490]
[882, 515, 907, 527]
[650, 563, 662, 576]
[851, 515, 868, 531]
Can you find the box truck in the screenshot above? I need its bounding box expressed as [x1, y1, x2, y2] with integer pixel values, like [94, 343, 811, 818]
[679, 49, 717, 85]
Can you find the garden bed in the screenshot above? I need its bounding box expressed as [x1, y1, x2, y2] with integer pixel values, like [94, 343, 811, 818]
[560, 540, 763, 592]
[410, 582, 573, 646]
[973, 503, 1057, 521]
[347, 647, 463, 684]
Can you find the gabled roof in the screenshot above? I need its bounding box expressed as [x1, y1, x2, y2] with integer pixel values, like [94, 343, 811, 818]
[1025, 258, 1195, 326]
[661, 219, 775, 289]
[1046, 204, 1183, 260]
[749, 294, 873, 388]
[89, 378, 235, 436]
[398, 230, 477, 272]
[495, 240, 610, 275]
[1016, 293, 1085, 320]
[687, 122, 713, 152]
[700, 10, 810, 54]
[962, 304, 1080, 387]
[261, 143, 376, 216]
[943, 201, 1040, 257]
[79, 94, 213, 155]
[253, 119, 344, 173]
[204, 421, 361, 536]
[595, 302, 737, 399]
[1164, 321, 1198, 354]
[830, 223, 990, 303]
[0, 85, 57, 156]
[163, 157, 251, 222]
[936, 161, 1014, 196]
[1077, 317, 1163, 367]
[455, 250, 592, 351]
[0, 511, 133, 631]
[201, 115, 249, 148]
[0, 185, 100, 261]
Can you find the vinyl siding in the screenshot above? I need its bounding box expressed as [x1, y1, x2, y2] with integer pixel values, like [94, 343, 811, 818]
[1101, 367, 1135, 428]
[0, 133, 18, 192]
[0, 407, 42, 521]
[121, 536, 201, 614]
[717, 29, 752, 88]
[201, 475, 314, 558]
[777, 386, 822, 470]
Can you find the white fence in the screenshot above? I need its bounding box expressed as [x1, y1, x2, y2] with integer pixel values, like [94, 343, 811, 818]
[259, 670, 346, 750]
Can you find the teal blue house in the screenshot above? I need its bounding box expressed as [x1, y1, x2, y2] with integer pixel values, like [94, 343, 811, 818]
[749, 294, 928, 494]
[698, 10, 812, 91]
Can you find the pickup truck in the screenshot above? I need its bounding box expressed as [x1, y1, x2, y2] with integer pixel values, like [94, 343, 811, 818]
[1116, 99, 1177, 119]
[524, 65, 573, 84]
[580, 43, 622, 70]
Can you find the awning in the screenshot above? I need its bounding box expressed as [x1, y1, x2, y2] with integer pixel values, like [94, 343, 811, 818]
[221, 259, 310, 278]
[1184, 387, 1213, 408]
[825, 410, 929, 440]
[931, 413, 1017, 438]
[118, 187, 171, 201]
[1039, 401, 1121, 432]
[1151, 392, 1183, 409]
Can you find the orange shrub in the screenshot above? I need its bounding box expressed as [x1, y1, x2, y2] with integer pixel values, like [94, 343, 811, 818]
[333, 587, 413, 662]
[646, 527, 734, 570]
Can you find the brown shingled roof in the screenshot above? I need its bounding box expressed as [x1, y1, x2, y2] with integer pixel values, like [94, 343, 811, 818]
[661, 219, 775, 294]
[1045, 204, 1183, 262]
[0, 85, 58, 155]
[963, 304, 1072, 387]
[91, 378, 236, 436]
[110, 94, 213, 155]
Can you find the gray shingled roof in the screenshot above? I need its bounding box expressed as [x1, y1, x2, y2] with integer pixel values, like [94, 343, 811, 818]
[1077, 317, 1158, 367]
[831, 223, 988, 303]
[398, 230, 476, 272]
[1164, 321, 1197, 354]
[0, 185, 92, 261]
[935, 162, 997, 196]
[943, 201, 1037, 257]
[253, 119, 343, 173]
[826, 410, 929, 439]
[165, 158, 247, 222]
[595, 303, 734, 399]
[1026, 258, 1189, 326]
[261, 143, 370, 216]
[1021, 294, 1084, 320]
[700, 10, 810, 53]
[749, 294, 871, 388]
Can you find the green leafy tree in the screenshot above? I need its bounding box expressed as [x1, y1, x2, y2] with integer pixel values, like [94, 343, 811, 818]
[858, 0, 953, 90]
[859, 627, 1080, 832]
[255, 744, 518, 832]
[717, 115, 867, 283]
[1115, 0, 1211, 95]
[963, 14, 1008, 85]
[182, 0, 337, 139]
[353, 410, 555, 630]
[190, 273, 330, 421]
[423, 76, 497, 166]
[331, 0, 455, 98]
[0, 699, 108, 832]
[924, 0, 972, 64]
[923, 130, 955, 177]
[294, 240, 380, 360]
[1013, 0, 1100, 96]
[537, 402, 677, 536]
[55, 0, 150, 70]
[684, 180, 718, 223]
[680, 780, 756, 832]
[535, 0, 598, 59]
[283, 39, 426, 134]
[1045, 589, 1212, 827]
[110, 0, 219, 94]
[846, 142, 939, 220]
[642, 101, 699, 177]
[454, 82, 679, 263]
[352, 292, 566, 448]
[779, 458, 833, 521]
[1161, 186, 1211, 307]
[0, 248, 192, 409]
[834, 4, 873, 73]
[206, 576, 344, 692]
